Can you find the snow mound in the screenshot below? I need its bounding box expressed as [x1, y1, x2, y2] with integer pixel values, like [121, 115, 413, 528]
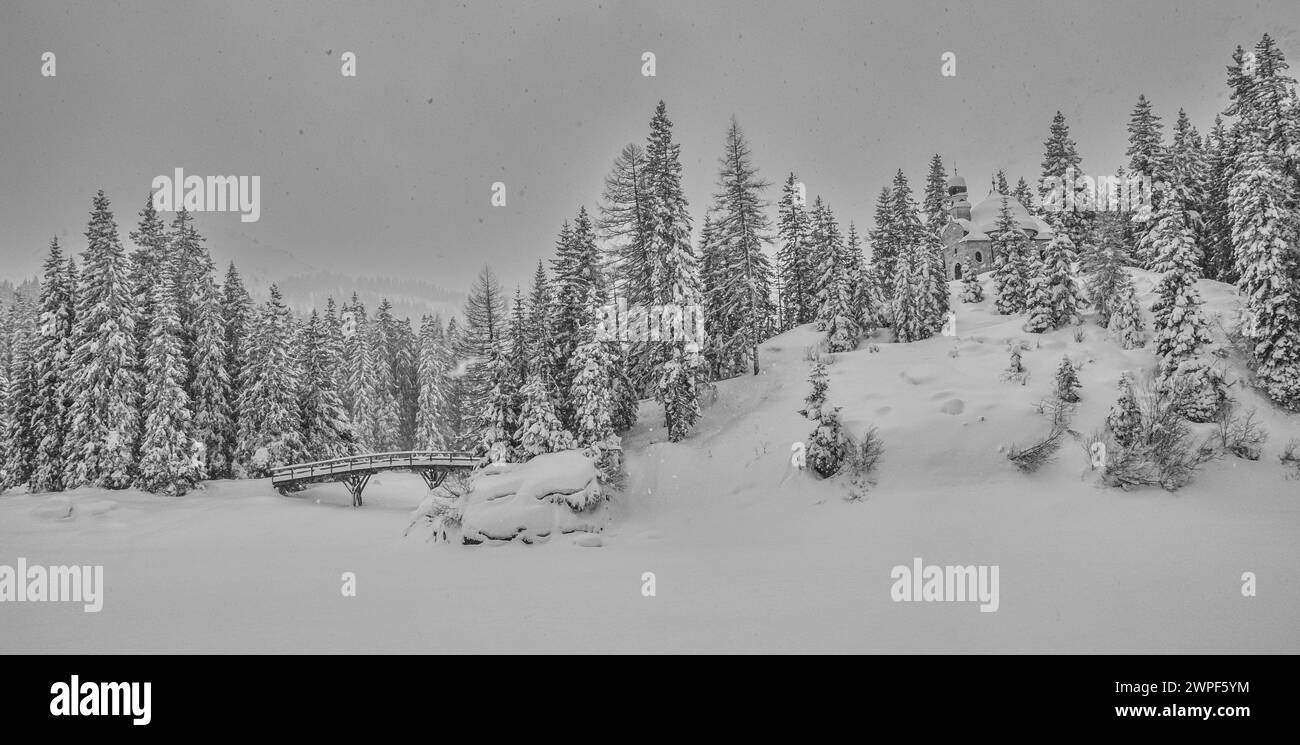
[460, 450, 608, 544]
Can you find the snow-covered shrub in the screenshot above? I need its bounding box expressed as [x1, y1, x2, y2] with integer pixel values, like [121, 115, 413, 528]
[825, 313, 859, 353]
[1215, 405, 1267, 461]
[1102, 378, 1219, 491]
[1280, 439, 1300, 478]
[1007, 400, 1071, 473]
[806, 407, 850, 478]
[844, 426, 884, 501]
[1164, 358, 1228, 423]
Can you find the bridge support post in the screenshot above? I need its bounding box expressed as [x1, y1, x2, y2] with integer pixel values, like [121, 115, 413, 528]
[343, 473, 371, 507]
[419, 468, 449, 491]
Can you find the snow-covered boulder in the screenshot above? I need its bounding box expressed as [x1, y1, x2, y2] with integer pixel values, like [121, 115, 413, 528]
[413, 450, 608, 545]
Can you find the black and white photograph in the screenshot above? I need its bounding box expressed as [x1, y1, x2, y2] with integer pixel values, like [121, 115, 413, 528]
[0, 0, 1296, 694]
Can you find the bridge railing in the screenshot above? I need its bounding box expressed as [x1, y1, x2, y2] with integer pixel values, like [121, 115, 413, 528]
[270, 450, 479, 484]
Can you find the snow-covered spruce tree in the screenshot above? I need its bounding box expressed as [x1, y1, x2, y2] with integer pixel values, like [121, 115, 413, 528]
[1022, 255, 1053, 334]
[992, 197, 1031, 314]
[1229, 96, 1300, 409]
[1202, 116, 1236, 281]
[188, 253, 232, 478]
[220, 262, 253, 468]
[1055, 355, 1081, 403]
[441, 318, 474, 449]
[1039, 111, 1089, 246]
[1012, 177, 1035, 215]
[415, 315, 451, 450]
[1148, 176, 1218, 420]
[776, 173, 815, 329]
[922, 154, 948, 230]
[921, 227, 949, 326]
[235, 286, 304, 477]
[844, 222, 873, 333]
[801, 361, 828, 421]
[516, 370, 576, 458]
[708, 118, 776, 375]
[1081, 217, 1129, 326]
[457, 264, 509, 407]
[63, 191, 140, 490]
[699, 213, 729, 378]
[866, 185, 897, 316]
[476, 342, 521, 462]
[1042, 230, 1084, 329]
[297, 309, 357, 461]
[127, 197, 168, 359]
[136, 258, 201, 496]
[526, 260, 557, 385]
[568, 331, 618, 450]
[1107, 372, 1142, 448]
[645, 101, 704, 442]
[609, 344, 641, 434]
[806, 406, 849, 478]
[806, 197, 834, 331]
[29, 238, 76, 492]
[370, 298, 406, 452]
[340, 295, 377, 449]
[597, 142, 656, 396]
[551, 207, 603, 410]
[810, 201, 859, 352]
[1125, 94, 1168, 261]
[1, 295, 38, 492]
[890, 242, 929, 343]
[960, 264, 984, 302]
[1106, 275, 1147, 349]
[995, 169, 1011, 196]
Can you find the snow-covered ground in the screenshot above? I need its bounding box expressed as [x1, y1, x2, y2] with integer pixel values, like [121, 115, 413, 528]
[2, 271, 1297, 653]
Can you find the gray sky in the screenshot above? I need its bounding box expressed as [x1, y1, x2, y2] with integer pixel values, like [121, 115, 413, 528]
[1, 0, 1296, 295]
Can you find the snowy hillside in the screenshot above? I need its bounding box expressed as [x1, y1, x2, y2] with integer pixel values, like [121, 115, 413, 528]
[3, 271, 1296, 654]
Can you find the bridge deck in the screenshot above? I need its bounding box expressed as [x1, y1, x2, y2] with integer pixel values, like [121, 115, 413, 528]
[271, 451, 478, 506]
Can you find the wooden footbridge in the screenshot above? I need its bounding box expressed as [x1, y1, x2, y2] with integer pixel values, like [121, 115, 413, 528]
[270, 451, 479, 507]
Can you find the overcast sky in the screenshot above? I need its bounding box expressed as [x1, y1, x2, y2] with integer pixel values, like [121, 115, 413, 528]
[1, 0, 1296, 295]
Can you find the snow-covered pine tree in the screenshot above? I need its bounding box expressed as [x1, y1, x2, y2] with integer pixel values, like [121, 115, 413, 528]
[1227, 37, 1300, 411]
[1039, 110, 1089, 246]
[63, 191, 141, 490]
[476, 342, 521, 462]
[802, 361, 828, 420]
[1150, 185, 1213, 378]
[777, 173, 815, 329]
[995, 169, 1011, 196]
[1012, 177, 1035, 214]
[442, 317, 473, 449]
[568, 330, 618, 451]
[645, 101, 703, 442]
[1202, 116, 1236, 282]
[235, 286, 304, 476]
[960, 264, 984, 303]
[414, 314, 450, 450]
[1107, 371, 1141, 448]
[1055, 355, 1081, 403]
[297, 309, 357, 461]
[708, 117, 776, 375]
[457, 264, 509, 408]
[844, 222, 872, 333]
[1043, 230, 1084, 329]
[136, 256, 201, 496]
[526, 260, 556, 383]
[866, 185, 897, 314]
[366, 303, 403, 452]
[1125, 94, 1168, 261]
[516, 370, 576, 459]
[127, 196, 168, 358]
[992, 197, 1031, 314]
[1, 295, 38, 492]
[551, 207, 603, 411]
[1106, 273, 1146, 350]
[805, 406, 848, 478]
[891, 241, 931, 343]
[188, 252, 232, 479]
[922, 154, 949, 230]
[221, 263, 253, 467]
[1082, 217, 1129, 326]
[29, 238, 76, 492]
[1022, 251, 1054, 334]
[922, 226, 949, 326]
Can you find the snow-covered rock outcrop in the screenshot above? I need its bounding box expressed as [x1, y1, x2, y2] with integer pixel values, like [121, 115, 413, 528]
[412, 450, 608, 545]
